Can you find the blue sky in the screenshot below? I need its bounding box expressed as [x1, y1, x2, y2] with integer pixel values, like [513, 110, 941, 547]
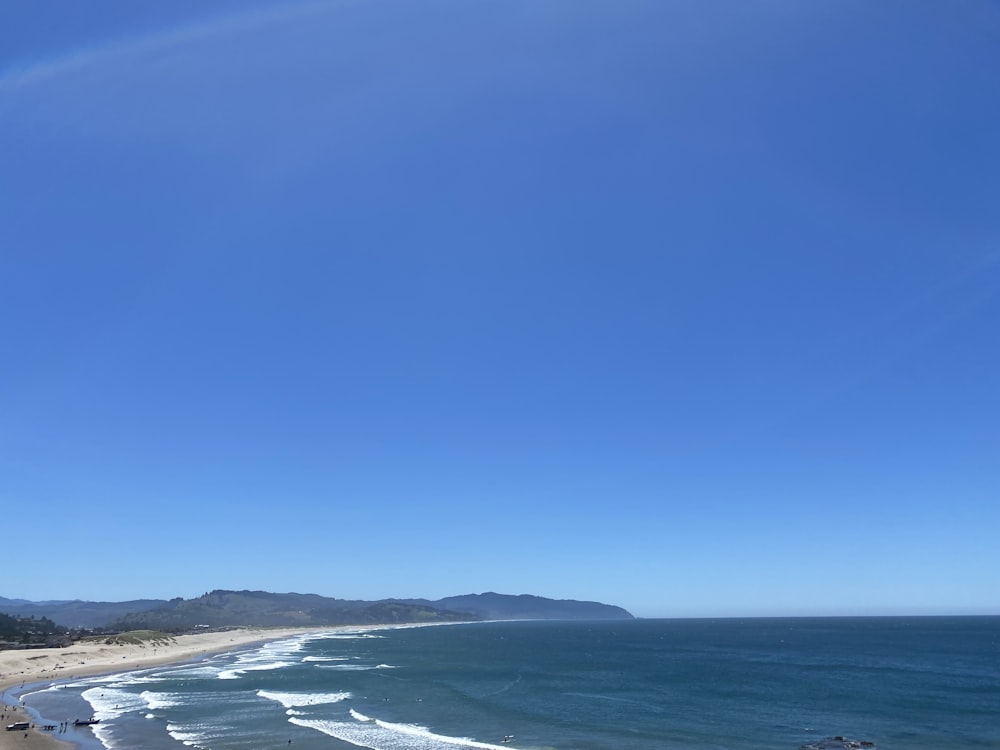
[1, 0, 998, 618]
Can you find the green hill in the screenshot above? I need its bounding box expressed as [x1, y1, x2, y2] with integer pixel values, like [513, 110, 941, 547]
[3, 590, 634, 634]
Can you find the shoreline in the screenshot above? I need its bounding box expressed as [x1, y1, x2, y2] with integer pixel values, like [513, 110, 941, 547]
[0, 626, 328, 750]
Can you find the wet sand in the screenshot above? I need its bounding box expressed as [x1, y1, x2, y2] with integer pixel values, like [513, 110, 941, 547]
[0, 627, 322, 750]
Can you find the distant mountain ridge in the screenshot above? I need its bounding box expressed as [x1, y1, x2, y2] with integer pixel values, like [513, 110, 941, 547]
[0, 597, 167, 629]
[0, 591, 633, 631]
[407, 592, 633, 621]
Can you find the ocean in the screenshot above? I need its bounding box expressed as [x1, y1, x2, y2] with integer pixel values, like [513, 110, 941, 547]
[8, 617, 999, 750]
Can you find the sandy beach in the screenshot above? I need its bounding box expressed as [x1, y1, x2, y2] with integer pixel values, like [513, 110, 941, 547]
[0, 627, 322, 750]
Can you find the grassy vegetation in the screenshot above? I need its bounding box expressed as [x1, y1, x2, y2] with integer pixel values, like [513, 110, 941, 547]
[89, 630, 176, 647]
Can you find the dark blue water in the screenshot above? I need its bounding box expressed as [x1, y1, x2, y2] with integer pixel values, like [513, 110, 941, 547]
[12, 618, 1000, 750]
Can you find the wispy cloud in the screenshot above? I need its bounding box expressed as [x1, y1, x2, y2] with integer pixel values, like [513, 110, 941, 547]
[0, 0, 345, 93]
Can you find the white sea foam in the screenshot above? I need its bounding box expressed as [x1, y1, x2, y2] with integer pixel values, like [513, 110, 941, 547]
[218, 660, 296, 680]
[166, 717, 243, 749]
[140, 690, 184, 710]
[160, 664, 223, 679]
[257, 689, 352, 708]
[81, 686, 147, 718]
[302, 655, 353, 662]
[78, 673, 133, 686]
[316, 663, 391, 671]
[166, 721, 215, 747]
[90, 723, 116, 749]
[291, 711, 513, 750]
[78, 686, 149, 750]
[108, 673, 162, 687]
[215, 636, 306, 679]
[65, 670, 160, 691]
[16, 687, 54, 700]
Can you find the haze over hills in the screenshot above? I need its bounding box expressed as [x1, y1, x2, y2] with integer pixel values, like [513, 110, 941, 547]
[0, 591, 634, 631]
[405, 593, 634, 621]
[0, 597, 170, 629]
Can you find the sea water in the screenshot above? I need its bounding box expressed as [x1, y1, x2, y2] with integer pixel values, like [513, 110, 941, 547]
[10, 617, 1000, 750]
